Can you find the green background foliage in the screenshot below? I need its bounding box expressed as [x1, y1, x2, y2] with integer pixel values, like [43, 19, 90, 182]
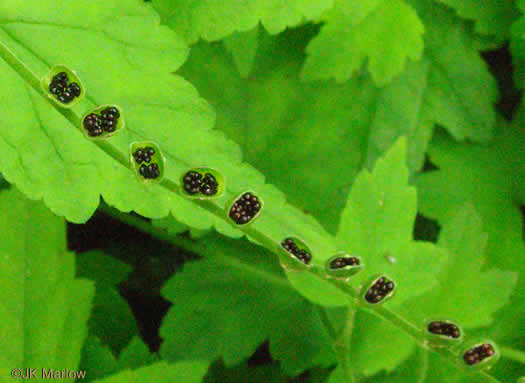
[0, 0, 523, 382]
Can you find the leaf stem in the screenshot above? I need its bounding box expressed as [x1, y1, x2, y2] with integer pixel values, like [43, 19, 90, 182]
[0, 39, 504, 383]
[500, 346, 525, 365]
[336, 304, 357, 383]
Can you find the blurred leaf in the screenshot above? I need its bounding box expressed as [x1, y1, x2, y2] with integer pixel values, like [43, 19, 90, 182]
[160, 234, 335, 375]
[77, 251, 138, 354]
[0, 187, 93, 378]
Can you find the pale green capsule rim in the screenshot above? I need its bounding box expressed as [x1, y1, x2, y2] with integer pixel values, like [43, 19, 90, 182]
[41, 65, 85, 108]
[460, 339, 500, 371]
[81, 104, 124, 140]
[424, 318, 464, 345]
[325, 253, 363, 279]
[180, 167, 225, 199]
[226, 190, 263, 227]
[129, 141, 165, 185]
[361, 274, 396, 305]
[277, 236, 313, 272]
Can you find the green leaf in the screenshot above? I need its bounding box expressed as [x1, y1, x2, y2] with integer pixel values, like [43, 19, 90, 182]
[512, 0, 525, 88]
[79, 337, 121, 381]
[151, 0, 334, 43]
[336, 137, 448, 305]
[415, 122, 524, 278]
[360, 347, 429, 383]
[0, 0, 344, 268]
[160, 234, 335, 375]
[203, 361, 289, 383]
[179, 34, 369, 233]
[223, 26, 259, 78]
[91, 361, 210, 383]
[401, 204, 518, 329]
[0, 187, 94, 376]
[301, 0, 424, 86]
[179, 16, 496, 242]
[80, 336, 159, 381]
[435, 0, 518, 39]
[350, 311, 415, 376]
[76, 251, 138, 354]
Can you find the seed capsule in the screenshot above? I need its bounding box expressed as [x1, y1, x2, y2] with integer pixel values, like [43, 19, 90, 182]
[129, 142, 164, 183]
[44, 67, 84, 106]
[427, 320, 461, 339]
[82, 105, 123, 139]
[364, 275, 395, 304]
[182, 171, 202, 195]
[463, 342, 497, 367]
[326, 254, 362, 279]
[229, 192, 262, 225]
[281, 237, 312, 265]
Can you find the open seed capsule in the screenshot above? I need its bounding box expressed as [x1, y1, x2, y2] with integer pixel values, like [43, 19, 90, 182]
[81, 105, 124, 139]
[461, 340, 499, 370]
[227, 191, 262, 225]
[278, 236, 313, 271]
[325, 254, 362, 279]
[363, 275, 395, 305]
[181, 168, 224, 199]
[42, 65, 84, 108]
[426, 320, 463, 346]
[129, 142, 165, 183]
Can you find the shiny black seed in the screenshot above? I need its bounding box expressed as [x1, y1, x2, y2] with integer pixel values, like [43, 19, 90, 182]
[69, 82, 81, 97]
[229, 192, 261, 224]
[200, 173, 218, 196]
[49, 82, 65, 95]
[101, 106, 120, 120]
[365, 276, 394, 304]
[139, 163, 160, 179]
[133, 149, 146, 164]
[427, 321, 461, 339]
[83, 113, 102, 133]
[182, 171, 202, 195]
[54, 72, 68, 82]
[281, 238, 311, 265]
[463, 344, 495, 365]
[329, 256, 360, 269]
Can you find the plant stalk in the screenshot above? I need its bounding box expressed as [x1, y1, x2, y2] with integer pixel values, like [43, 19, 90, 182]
[0, 38, 505, 383]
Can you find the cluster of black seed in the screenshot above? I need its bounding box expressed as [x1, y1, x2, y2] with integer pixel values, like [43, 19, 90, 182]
[229, 192, 261, 224]
[427, 321, 461, 339]
[365, 276, 394, 303]
[133, 147, 160, 179]
[463, 343, 495, 365]
[329, 256, 360, 269]
[281, 238, 312, 265]
[49, 72, 81, 104]
[83, 107, 120, 137]
[182, 171, 218, 196]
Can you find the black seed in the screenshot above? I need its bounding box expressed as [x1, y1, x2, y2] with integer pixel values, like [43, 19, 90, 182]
[182, 171, 202, 195]
[229, 192, 261, 224]
[54, 72, 68, 83]
[83, 113, 102, 134]
[69, 82, 81, 97]
[427, 321, 461, 339]
[280, 237, 311, 265]
[463, 343, 495, 366]
[329, 256, 360, 269]
[365, 276, 395, 304]
[102, 107, 120, 119]
[200, 173, 218, 196]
